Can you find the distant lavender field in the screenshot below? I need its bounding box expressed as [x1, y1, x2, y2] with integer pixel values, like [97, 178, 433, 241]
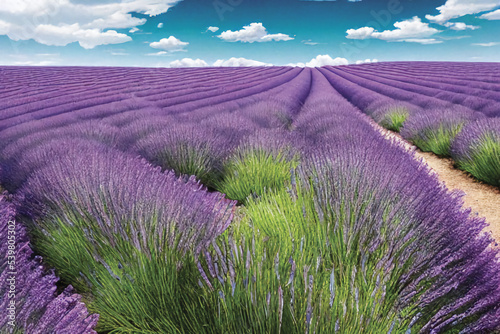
[1, 63, 499, 333]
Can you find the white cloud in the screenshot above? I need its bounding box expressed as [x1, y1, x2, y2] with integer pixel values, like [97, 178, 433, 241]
[0, 20, 10, 35]
[157, 22, 163, 28]
[111, 52, 129, 56]
[288, 62, 306, 67]
[13, 60, 57, 66]
[444, 22, 480, 30]
[302, 39, 319, 45]
[213, 57, 272, 67]
[356, 59, 379, 64]
[425, 0, 500, 24]
[289, 55, 349, 67]
[346, 17, 441, 44]
[82, 12, 146, 30]
[472, 42, 500, 46]
[146, 51, 168, 56]
[0, 0, 181, 48]
[169, 58, 208, 68]
[150, 36, 188, 52]
[306, 55, 348, 67]
[129, 27, 139, 33]
[28, 23, 131, 49]
[480, 9, 500, 20]
[218, 23, 293, 43]
[403, 38, 442, 44]
[207, 26, 219, 32]
[346, 27, 376, 40]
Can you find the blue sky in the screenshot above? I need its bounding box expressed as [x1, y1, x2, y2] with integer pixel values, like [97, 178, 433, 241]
[0, 0, 499, 67]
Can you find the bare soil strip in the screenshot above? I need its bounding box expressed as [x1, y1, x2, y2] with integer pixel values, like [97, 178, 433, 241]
[370, 120, 500, 244]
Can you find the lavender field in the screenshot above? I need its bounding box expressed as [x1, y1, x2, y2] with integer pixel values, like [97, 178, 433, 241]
[1, 62, 500, 333]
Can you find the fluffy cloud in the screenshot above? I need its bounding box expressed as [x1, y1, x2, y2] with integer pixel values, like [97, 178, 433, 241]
[166, 57, 270, 67]
[356, 59, 379, 64]
[346, 17, 441, 44]
[169, 58, 208, 68]
[218, 23, 293, 43]
[207, 26, 219, 32]
[213, 57, 272, 67]
[425, 0, 500, 24]
[480, 9, 500, 20]
[0, 0, 181, 48]
[444, 22, 480, 30]
[306, 55, 348, 67]
[150, 36, 188, 52]
[157, 22, 163, 28]
[25, 23, 131, 49]
[0, 20, 10, 35]
[289, 55, 349, 67]
[472, 42, 500, 46]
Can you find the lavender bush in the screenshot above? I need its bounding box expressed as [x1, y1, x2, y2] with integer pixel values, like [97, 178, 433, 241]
[451, 118, 500, 186]
[134, 123, 229, 187]
[216, 129, 302, 203]
[400, 108, 482, 156]
[370, 103, 411, 132]
[19, 145, 235, 333]
[0, 193, 98, 333]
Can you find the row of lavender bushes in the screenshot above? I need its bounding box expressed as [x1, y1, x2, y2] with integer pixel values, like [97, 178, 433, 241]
[369, 104, 500, 187]
[2, 98, 499, 332]
[0, 192, 99, 333]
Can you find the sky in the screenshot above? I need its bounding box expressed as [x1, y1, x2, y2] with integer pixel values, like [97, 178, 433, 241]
[0, 0, 499, 67]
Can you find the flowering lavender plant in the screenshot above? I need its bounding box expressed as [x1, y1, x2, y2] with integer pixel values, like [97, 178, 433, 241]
[400, 108, 482, 156]
[451, 118, 500, 186]
[216, 129, 302, 203]
[19, 146, 235, 333]
[0, 193, 98, 333]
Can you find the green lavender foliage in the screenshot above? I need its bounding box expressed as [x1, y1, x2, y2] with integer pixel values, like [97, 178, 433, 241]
[31, 213, 214, 333]
[452, 121, 500, 187]
[198, 172, 420, 333]
[400, 109, 475, 157]
[216, 148, 299, 204]
[460, 137, 500, 186]
[412, 124, 466, 156]
[376, 106, 410, 132]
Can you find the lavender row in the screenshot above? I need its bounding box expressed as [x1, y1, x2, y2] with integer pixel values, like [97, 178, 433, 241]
[340, 67, 500, 116]
[0, 193, 99, 333]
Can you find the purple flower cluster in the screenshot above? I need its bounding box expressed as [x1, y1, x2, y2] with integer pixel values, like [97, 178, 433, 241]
[0, 193, 98, 333]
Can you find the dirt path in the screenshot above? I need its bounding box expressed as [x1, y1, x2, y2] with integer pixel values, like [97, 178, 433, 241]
[370, 120, 500, 243]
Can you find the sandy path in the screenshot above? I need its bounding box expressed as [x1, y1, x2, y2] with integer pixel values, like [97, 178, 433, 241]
[370, 120, 500, 244]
